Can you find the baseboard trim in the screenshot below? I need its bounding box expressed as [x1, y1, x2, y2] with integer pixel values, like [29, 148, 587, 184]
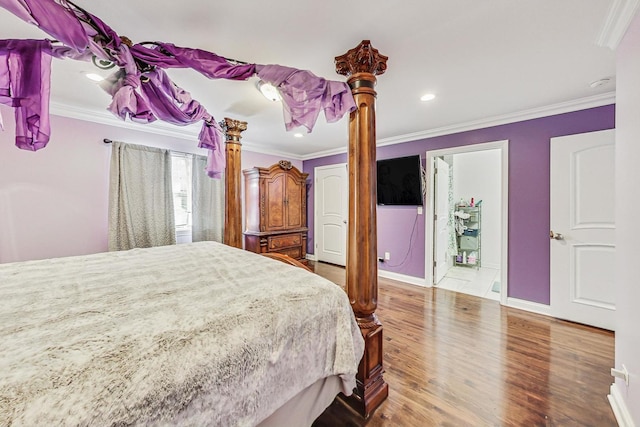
[608, 383, 636, 427]
[305, 253, 318, 262]
[378, 269, 428, 287]
[505, 297, 552, 316]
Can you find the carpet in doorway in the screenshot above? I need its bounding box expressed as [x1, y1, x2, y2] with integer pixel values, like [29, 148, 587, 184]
[491, 281, 500, 293]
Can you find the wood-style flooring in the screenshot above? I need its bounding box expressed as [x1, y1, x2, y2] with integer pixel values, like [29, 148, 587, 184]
[310, 262, 616, 427]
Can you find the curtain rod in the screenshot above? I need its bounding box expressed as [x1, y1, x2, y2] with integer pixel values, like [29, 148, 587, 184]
[103, 138, 204, 157]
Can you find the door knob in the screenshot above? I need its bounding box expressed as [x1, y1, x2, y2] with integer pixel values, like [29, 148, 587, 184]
[343, 220, 347, 224]
[549, 230, 564, 240]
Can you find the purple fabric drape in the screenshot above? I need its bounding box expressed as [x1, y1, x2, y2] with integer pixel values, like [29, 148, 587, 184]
[0, 0, 90, 52]
[0, 39, 52, 151]
[139, 69, 212, 125]
[256, 64, 356, 133]
[0, 0, 357, 177]
[100, 68, 155, 124]
[131, 43, 256, 81]
[200, 122, 225, 179]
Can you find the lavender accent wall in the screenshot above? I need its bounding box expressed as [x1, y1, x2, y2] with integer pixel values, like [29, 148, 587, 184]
[303, 104, 615, 304]
[0, 106, 299, 263]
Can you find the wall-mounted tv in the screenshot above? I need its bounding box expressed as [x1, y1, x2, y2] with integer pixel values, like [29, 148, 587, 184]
[376, 155, 423, 206]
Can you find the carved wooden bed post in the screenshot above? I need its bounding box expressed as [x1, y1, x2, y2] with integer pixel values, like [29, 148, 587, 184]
[223, 117, 248, 248]
[335, 40, 389, 418]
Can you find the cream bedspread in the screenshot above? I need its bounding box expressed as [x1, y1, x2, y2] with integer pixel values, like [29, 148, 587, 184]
[0, 242, 364, 426]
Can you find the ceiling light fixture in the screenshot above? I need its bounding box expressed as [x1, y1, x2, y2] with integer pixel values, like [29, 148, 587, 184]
[420, 93, 436, 102]
[589, 78, 611, 88]
[85, 73, 104, 82]
[256, 80, 281, 102]
[294, 133, 303, 138]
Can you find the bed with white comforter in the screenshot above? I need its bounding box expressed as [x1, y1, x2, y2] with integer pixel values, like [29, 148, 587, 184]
[0, 242, 364, 426]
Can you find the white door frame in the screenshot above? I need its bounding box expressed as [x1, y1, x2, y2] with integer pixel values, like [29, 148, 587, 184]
[425, 140, 509, 305]
[313, 163, 348, 265]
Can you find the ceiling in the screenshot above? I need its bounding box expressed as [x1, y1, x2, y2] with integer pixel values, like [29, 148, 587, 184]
[0, 1, 618, 158]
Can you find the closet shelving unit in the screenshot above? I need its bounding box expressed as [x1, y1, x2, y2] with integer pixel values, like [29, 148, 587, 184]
[454, 205, 481, 268]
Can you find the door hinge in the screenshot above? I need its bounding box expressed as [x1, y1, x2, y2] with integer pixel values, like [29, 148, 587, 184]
[434, 214, 437, 220]
[433, 261, 437, 268]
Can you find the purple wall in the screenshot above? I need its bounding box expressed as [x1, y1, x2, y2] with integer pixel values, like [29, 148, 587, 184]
[303, 104, 615, 304]
[0, 104, 301, 264]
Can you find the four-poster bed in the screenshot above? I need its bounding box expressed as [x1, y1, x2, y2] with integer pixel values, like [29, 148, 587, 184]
[1, 0, 390, 423]
[218, 40, 390, 419]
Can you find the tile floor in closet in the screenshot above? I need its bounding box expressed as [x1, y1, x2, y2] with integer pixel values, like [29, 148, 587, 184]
[436, 266, 501, 301]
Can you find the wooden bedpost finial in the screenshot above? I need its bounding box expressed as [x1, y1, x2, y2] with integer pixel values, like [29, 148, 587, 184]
[223, 117, 248, 142]
[335, 40, 388, 77]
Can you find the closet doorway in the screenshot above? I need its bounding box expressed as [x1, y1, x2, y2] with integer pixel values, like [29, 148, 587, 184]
[425, 140, 509, 304]
[314, 163, 348, 266]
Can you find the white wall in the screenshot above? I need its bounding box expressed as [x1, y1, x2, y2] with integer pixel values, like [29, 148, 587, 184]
[0, 106, 300, 263]
[613, 11, 640, 426]
[452, 149, 501, 269]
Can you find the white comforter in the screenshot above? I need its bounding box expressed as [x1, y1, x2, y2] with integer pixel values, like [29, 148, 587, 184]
[0, 242, 364, 426]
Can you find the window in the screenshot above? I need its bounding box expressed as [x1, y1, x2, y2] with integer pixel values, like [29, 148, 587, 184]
[171, 153, 193, 230]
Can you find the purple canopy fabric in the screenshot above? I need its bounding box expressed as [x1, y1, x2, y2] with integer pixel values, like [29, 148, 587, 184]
[131, 43, 256, 81]
[200, 122, 225, 179]
[140, 68, 227, 177]
[100, 67, 226, 177]
[139, 68, 212, 126]
[256, 64, 356, 133]
[0, 39, 52, 151]
[0, 0, 91, 52]
[0, 0, 357, 178]
[100, 68, 155, 124]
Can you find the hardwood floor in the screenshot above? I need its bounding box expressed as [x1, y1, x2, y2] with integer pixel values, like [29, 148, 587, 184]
[310, 262, 616, 427]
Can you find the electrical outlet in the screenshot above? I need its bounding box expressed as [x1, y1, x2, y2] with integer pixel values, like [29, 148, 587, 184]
[384, 252, 390, 260]
[417, 206, 423, 215]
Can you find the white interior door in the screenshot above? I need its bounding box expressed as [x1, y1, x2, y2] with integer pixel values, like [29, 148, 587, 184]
[434, 157, 451, 284]
[315, 164, 348, 266]
[550, 129, 615, 331]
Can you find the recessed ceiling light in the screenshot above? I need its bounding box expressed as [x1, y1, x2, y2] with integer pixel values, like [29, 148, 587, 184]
[420, 93, 436, 102]
[85, 73, 104, 82]
[294, 133, 303, 138]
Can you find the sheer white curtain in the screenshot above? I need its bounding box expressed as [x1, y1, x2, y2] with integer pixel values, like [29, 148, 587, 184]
[191, 154, 224, 243]
[108, 141, 176, 251]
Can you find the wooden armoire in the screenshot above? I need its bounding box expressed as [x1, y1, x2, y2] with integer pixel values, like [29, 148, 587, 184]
[243, 160, 309, 264]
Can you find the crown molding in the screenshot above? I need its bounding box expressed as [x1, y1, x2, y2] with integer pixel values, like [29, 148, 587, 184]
[238, 143, 304, 160]
[300, 144, 349, 160]
[301, 92, 616, 160]
[596, 0, 640, 49]
[49, 102, 303, 160]
[50, 102, 201, 141]
[51, 91, 615, 163]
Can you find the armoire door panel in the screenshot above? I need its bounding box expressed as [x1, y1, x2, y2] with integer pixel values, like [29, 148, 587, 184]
[265, 175, 285, 230]
[286, 174, 303, 228]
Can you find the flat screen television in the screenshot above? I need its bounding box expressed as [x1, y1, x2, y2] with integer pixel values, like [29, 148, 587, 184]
[376, 155, 423, 206]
